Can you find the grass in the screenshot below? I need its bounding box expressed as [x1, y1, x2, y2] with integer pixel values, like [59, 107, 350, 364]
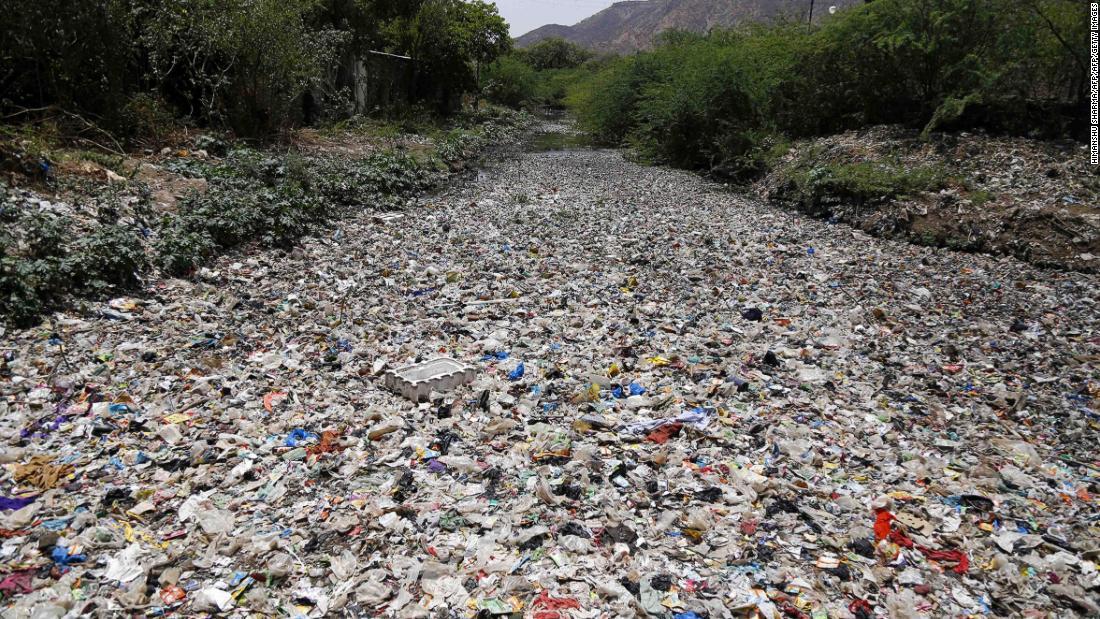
[1, 121, 131, 184]
[778, 160, 947, 209]
[968, 189, 995, 207]
[61, 149, 126, 172]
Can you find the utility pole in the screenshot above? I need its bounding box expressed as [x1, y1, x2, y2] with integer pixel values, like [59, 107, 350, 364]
[808, 0, 815, 29]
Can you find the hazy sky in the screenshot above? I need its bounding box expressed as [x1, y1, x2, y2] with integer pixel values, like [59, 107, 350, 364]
[490, 0, 617, 37]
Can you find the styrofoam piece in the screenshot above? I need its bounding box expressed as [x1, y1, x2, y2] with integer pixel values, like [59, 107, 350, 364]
[384, 357, 475, 402]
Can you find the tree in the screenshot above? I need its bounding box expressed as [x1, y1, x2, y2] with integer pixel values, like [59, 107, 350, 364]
[458, 0, 511, 95]
[382, 0, 509, 113]
[484, 56, 538, 107]
[0, 0, 518, 137]
[521, 38, 592, 71]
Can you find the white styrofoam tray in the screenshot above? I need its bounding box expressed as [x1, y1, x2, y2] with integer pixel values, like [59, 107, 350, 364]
[384, 357, 475, 402]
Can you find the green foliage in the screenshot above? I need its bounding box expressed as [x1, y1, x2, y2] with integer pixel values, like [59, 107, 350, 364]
[207, 0, 345, 137]
[2, 147, 434, 321]
[535, 67, 596, 109]
[460, 1, 513, 69]
[309, 152, 437, 208]
[0, 209, 69, 326]
[566, 0, 1085, 178]
[630, 47, 762, 175]
[152, 225, 216, 277]
[484, 57, 540, 108]
[773, 160, 948, 213]
[520, 38, 593, 71]
[0, 251, 50, 328]
[2, 108, 528, 324]
[0, 2, 135, 131]
[790, 0, 1084, 135]
[436, 105, 531, 161]
[0, 208, 145, 327]
[484, 60, 598, 110]
[0, 0, 513, 138]
[484, 37, 603, 110]
[923, 94, 984, 137]
[969, 189, 995, 207]
[73, 224, 147, 293]
[571, 57, 648, 144]
[154, 147, 438, 276]
[383, 0, 511, 113]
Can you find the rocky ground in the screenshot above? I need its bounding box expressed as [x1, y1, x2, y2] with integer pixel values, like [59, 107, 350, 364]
[0, 126, 1097, 617]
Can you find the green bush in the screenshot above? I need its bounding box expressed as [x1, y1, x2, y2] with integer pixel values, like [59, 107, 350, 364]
[0, 2, 135, 132]
[0, 142, 444, 319]
[533, 67, 595, 109]
[632, 49, 761, 174]
[566, 0, 1085, 178]
[774, 161, 948, 213]
[0, 208, 146, 326]
[484, 57, 539, 108]
[140, 0, 347, 138]
[119, 93, 178, 147]
[153, 147, 439, 276]
[0, 251, 49, 328]
[0, 209, 67, 326]
[2, 108, 524, 324]
[569, 29, 802, 177]
[519, 38, 593, 71]
[309, 152, 437, 207]
[0, 0, 513, 138]
[782, 0, 1084, 137]
[72, 224, 147, 293]
[153, 224, 216, 277]
[571, 57, 649, 145]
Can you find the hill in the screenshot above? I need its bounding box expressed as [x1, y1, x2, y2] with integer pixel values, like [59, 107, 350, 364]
[516, 0, 859, 53]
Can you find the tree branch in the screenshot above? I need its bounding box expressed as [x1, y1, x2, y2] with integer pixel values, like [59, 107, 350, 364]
[1025, 0, 1085, 75]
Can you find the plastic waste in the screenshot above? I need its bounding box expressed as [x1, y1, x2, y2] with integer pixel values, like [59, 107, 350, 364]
[0, 117, 1095, 617]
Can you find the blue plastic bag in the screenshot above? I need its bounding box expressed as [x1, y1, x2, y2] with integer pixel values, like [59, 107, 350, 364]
[508, 362, 525, 381]
[285, 429, 319, 447]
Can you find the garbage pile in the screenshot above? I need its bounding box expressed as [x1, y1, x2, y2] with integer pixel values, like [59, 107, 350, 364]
[0, 141, 1097, 617]
[756, 126, 1100, 273]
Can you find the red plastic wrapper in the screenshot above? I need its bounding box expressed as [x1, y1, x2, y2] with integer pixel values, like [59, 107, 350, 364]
[160, 585, 186, 605]
[531, 590, 581, 619]
[873, 509, 895, 541]
[874, 509, 969, 574]
[646, 422, 683, 444]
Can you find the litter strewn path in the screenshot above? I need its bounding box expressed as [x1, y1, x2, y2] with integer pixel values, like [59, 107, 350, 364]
[1, 133, 1098, 617]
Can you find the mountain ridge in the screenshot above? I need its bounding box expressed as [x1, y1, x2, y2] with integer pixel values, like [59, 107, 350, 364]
[516, 0, 860, 53]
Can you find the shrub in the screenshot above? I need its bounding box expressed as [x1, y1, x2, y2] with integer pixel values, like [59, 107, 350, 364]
[153, 224, 216, 277]
[0, 208, 146, 326]
[484, 57, 539, 108]
[72, 224, 147, 293]
[774, 161, 948, 214]
[632, 51, 760, 173]
[572, 57, 648, 145]
[153, 147, 439, 276]
[779, 0, 1085, 137]
[2, 107, 522, 324]
[0, 0, 513, 138]
[0, 250, 49, 328]
[520, 38, 593, 71]
[119, 93, 178, 147]
[567, 0, 1086, 179]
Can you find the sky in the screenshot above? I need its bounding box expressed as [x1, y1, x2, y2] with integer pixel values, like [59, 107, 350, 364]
[489, 0, 617, 37]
